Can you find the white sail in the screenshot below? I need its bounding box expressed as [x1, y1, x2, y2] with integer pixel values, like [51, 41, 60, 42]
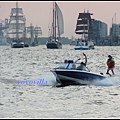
[11, 8, 23, 14]
[55, 2, 64, 35]
[9, 16, 25, 22]
[8, 2, 26, 40]
[34, 27, 42, 36]
[9, 23, 25, 31]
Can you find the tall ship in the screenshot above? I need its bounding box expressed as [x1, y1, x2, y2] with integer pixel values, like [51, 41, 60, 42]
[26, 24, 42, 47]
[74, 10, 94, 50]
[46, 1, 64, 49]
[34, 26, 42, 46]
[8, 2, 26, 48]
[0, 19, 9, 46]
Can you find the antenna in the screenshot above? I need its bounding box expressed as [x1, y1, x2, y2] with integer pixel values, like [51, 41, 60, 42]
[16, 1, 18, 8]
[84, 9, 85, 13]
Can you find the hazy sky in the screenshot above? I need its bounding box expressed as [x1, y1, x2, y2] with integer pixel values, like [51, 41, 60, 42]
[0, 1, 120, 38]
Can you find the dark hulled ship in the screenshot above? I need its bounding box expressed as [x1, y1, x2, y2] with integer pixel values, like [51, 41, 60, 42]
[74, 10, 94, 50]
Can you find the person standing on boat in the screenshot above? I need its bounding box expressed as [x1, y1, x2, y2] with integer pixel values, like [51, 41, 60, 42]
[76, 53, 88, 71]
[106, 55, 115, 76]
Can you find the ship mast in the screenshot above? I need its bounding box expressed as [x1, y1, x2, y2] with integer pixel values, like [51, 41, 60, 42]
[52, 1, 56, 41]
[16, 1, 19, 40]
[54, 1, 57, 41]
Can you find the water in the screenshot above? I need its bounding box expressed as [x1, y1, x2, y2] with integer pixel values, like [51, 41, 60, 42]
[1, 45, 120, 118]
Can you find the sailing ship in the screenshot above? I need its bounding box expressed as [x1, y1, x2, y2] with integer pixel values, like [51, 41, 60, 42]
[34, 26, 42, 46]
[8, 2, 26, 48]
[74, 10, 94, 50]
[26, 24, 35, 47]
[26, 24, 42, 47]
[46, 1, 64, 49]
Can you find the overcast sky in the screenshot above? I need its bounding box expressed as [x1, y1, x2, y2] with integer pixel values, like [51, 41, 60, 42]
[0, 1, 120, 38]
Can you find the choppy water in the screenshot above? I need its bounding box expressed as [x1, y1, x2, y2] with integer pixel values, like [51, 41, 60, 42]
[1, 45, 120, 118]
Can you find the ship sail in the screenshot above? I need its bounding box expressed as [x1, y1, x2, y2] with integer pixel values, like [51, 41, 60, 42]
[75, 11, 93, 36]
[55, 2, 64, 35]
[11, 8, 23, 14]
[9, 23, 25, 31]
[50, 2, 64, 40]
[9, 16, 25, 22]
[8, 2, 26, 41]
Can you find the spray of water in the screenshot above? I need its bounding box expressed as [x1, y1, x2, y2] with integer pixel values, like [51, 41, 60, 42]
[92, 73, 120, 86]
[38, 72, 57, 86]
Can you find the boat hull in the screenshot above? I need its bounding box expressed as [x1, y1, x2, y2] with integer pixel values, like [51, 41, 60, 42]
[74, 46, 89, 50]
[74, 45, 94, 50]
[74, 40, 94, 50]
[51, 69, 106, 86]
[11, 42, 24, 48]
[46, 42, 62, 49]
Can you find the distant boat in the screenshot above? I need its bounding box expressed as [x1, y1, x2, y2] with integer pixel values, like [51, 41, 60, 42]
[74, 10, 94, 50]
[70, 36, 77, 46]
[46, 1, 64, 49]
[8, 2, 27, 48]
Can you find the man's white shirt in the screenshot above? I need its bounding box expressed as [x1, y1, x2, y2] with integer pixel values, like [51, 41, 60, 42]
[64, 59, 79, 69]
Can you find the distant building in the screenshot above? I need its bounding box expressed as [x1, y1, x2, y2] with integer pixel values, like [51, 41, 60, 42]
[109, 23, 120, 45]
[0, 18, 9, 45]
[110, 23, 120, 36]
[89, 20, 108, 45]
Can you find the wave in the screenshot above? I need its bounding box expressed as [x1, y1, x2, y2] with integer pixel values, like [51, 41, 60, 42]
[92, 73, 120, 86]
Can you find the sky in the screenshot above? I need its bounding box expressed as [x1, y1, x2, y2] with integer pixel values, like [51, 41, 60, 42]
[0, 1, 120, 38]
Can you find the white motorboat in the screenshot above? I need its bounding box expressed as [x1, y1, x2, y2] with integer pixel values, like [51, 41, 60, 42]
[51, 66, 108, 87]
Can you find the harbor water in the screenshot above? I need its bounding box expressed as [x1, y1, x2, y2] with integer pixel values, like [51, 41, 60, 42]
[0, 45, 120, 118]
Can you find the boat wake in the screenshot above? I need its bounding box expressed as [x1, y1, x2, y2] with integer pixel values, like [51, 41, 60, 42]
[38, 73, 57, 86]
[91, 73, 120, 86]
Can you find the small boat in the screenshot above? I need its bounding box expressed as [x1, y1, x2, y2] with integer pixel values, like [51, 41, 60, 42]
[51, 67, 107, 87]
[74, 39, 94, 50]
[11, 41, 24, 48]
[46, 1, 64, 49]
[46, 39, 62, 49]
